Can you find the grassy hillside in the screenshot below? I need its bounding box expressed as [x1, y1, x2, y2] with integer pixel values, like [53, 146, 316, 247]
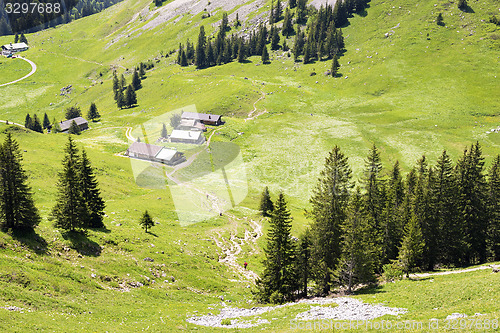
[0, 0, 499, 331]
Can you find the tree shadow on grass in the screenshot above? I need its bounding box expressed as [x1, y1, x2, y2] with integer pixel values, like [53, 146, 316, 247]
[61, 230, 102, 257]
[460, 5, 475, 13]
[145, 231, 158, 238]
[10, 228, 48, 255]
[90, 225, 111, 234]
[356, 8, 369, 18]
[355, 284, 387, 295]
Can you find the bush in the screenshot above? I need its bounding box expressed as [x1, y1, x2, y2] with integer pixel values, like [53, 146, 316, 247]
[269, 290, 284, 304]
[382, 261, 404, 282]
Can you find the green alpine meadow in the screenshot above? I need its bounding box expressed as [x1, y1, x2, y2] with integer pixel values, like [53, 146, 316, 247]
[0, 0, 499, 331]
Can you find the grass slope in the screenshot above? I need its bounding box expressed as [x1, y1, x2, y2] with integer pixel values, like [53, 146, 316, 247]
[0, 0, 499, 331]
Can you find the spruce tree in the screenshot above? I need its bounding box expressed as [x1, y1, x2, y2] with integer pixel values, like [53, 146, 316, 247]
[43, 113, 51, 130]
[411, 156, 436, 270]
[296, 228, 312, 297]
[309, 146, 353, 294]
[180, 49, 188, 66]
[255, 192, 297, 303]
[68, 120, 81, 135]
[112, 72, 120, 96]
[177, 43, 184, 64]
[195, 26, 207, 69]
[331, 54, 340, 77]
[262, 45, 270, 64]
[269, 1, 275, 25]
[170, 113, 181, 129]
[220, 12, 229, 35]
[398, 214, 425, 278]
[259, 186, 274, 217]
[120, 74, 126, 91]
[25, 114, 33, 130]
[336, 188, 376, 293]
[115, 89, 125, 109]
[139, 62, 146, 77]
[437, 13, 444, 26]
[274, 0, 283, 22]
[140, 210, 155, 232]
[87, 102, 100, 121]
[186, 39, 195, 63]
[293, 28, 304, 62]
[381, 161, 405, 263]
[51, 136, 88, 231]
[297, 0, 308, 24]
[125, 85, 137, 108]
[282, 8, 294, 37]
[303, 42, 311, 64]
[235, 12, 241, 27]
[0, 133, 41, 231]
[32, 114, 43, 133]
[20, 33, 28, 44]
[205, 41, 215, 67]
[132, 69, 142, 91]
[456, 142, 488, 264]
[362, 144, 385, 269]
[65, 106, 82, 120]
[431, 150, 462, 266]
[79, 149, 105, 228]
[487, 155, 500, 261]
[326, 22, 338, 58]
[237, 39, 246, 63]
[52, 119, 62, 133]
[161, 123, 168, 139]
[271, 27, 280, 50]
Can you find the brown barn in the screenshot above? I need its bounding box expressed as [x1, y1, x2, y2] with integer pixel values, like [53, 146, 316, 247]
[126, 142, 185, 166]
[181, 112, 223, 126]
[59, 117, 89, 133]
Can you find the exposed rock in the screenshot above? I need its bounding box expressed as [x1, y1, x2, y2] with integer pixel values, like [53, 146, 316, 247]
[446, 313, 468, 320]
[187, 297, 407, 329]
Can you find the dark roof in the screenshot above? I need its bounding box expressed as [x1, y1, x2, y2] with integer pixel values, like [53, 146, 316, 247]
[127, 142, 163, 158]
[60, 117, 88, 132]
[182, 112, 221, 122]
[2, 42, 28, 51]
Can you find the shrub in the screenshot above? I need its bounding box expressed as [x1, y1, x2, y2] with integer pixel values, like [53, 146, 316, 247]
[269, 290, 285, 304]
[382, 261, 404, 282]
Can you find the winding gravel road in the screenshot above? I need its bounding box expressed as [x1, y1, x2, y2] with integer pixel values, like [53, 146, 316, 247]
[0, 56, 37, 87]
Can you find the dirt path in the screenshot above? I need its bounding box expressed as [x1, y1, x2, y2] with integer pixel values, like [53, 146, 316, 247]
[212, 214, 263, 281]
[0, 57, 37, 87]
[411, 264, 499, 278]
[165, 128, 222, 183]
[0, 120, 25, 128]
[126, 121, 262, 281]
[45, 51, 126, 69]
[245, 80, 267, 122]
[125, 127, 135, 141]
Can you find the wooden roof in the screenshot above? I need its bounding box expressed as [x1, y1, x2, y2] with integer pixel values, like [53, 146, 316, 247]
[59, 117, 88, 132]
[181, 112, 221, 122]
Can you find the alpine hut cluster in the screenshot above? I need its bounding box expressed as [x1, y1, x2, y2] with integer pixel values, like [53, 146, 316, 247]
[126, 111, 223, 165]
[2, 42, 28, 56]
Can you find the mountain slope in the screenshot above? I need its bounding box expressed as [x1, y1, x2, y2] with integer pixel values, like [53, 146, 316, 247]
[0, 0, 499, 331]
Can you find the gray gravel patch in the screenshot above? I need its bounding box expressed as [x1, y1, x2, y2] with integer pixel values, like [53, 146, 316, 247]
[187, 297, 407, 329]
